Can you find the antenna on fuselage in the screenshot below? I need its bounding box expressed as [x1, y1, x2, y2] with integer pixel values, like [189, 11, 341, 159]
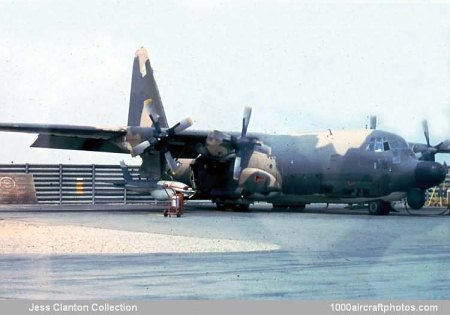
[369, 115, 377, 130]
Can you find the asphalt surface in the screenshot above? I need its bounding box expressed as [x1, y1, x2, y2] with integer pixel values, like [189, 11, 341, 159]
[0, 203, 449, 299]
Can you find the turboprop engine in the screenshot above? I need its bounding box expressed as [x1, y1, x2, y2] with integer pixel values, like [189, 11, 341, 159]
[205, 130, 234, 158]
[198, 107, 281, 196]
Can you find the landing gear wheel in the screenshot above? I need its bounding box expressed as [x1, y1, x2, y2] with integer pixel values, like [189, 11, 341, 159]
[272, 204, 288, 210]
[234, 204, 249, 212]
[407, 189, 425, 210]
[368, 200, 391, 215]
[216, 202, 226, 210]
[272, 204, 305, 211]
[290, 204, 306, 211]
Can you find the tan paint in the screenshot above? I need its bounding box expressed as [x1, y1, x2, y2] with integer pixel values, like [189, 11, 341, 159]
[135, 47, 149, 78]
[139, 98, 153, 127]
[291, 129, 373, 155]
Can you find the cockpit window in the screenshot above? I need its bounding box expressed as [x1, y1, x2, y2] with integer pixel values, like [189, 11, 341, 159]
[370, 137, 415, 164]
[366, 137, 390, 152]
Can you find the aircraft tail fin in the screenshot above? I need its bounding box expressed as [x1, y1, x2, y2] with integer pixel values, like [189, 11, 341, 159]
[120, 160, 133, 182]
[128, 47, 169, 128]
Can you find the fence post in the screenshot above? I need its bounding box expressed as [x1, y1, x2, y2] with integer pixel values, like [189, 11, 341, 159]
[59, 164, 63, 205]
[25, 163, 29, 174]
[92, 164, 95, 205]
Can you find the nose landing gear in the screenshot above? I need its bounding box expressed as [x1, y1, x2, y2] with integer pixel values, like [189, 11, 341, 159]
[406, 189, 425, 210]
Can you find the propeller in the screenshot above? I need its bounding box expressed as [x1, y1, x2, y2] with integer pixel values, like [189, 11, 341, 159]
[132, 102, 193, 174]
[233, 106, 254, 180]
[417, 120, 450, 162]
[422, 120, 431, 147]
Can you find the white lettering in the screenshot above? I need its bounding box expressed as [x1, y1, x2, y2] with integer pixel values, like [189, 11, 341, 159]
[28, 303, 50, 312]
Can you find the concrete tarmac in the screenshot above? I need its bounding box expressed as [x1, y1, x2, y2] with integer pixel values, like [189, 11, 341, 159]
[0, 203, 449, 299]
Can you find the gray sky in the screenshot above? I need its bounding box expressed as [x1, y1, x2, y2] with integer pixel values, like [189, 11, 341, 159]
[0, 0, 449, 165]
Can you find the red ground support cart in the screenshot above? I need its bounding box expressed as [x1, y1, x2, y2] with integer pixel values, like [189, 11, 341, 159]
[164, 193, 184, 217]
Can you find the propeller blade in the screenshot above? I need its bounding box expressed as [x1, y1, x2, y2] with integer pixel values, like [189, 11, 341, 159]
[171, 117, 193, 134]
[233, 156, 242, 180]
[164, 151, 181, 174]
[422, 120, 431, 147]
[241, 106, 252, 137]
[132, 140, 151, 156]
[145, 102, 161, 133]
[437, 139, 450, 153]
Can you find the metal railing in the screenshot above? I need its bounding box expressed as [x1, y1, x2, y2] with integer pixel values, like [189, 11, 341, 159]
[0, 164, 154, 205]
[0, 163, 448, 206]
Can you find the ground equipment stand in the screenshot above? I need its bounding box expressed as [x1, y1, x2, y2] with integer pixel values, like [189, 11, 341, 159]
[164, 193, 184, 217]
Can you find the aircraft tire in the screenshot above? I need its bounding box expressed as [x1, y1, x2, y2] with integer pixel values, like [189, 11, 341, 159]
[216, 202, 249, 211]
[406, 189, 425, 210]
[216, 202, 226, 210]
[290, 204, 306, 210]
[233, 204, 249, 212]
[368, 200, 390, 215]
[272, 204, 289, 209]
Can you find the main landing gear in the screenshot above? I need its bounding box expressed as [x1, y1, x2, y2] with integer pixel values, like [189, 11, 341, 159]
[367, 200, 391, 215]
[272, 204, 306, 211]
[215, 202, 249, 211]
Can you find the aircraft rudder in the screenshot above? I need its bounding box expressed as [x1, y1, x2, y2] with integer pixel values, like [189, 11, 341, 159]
[127, 47, 168, 128]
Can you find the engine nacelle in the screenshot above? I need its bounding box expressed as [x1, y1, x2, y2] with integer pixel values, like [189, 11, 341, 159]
[239, 168, 281, 195]
[205, 130, 233, 158]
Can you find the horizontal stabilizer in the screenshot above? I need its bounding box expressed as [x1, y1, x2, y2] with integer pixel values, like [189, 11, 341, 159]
[119, 160, 133, 181]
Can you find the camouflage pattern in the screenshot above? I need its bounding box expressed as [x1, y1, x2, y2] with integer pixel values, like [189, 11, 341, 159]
[0, 47, 447, 214]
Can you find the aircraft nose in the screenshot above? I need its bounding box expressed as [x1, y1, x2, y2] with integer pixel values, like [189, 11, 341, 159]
[415, 161, 447, 189]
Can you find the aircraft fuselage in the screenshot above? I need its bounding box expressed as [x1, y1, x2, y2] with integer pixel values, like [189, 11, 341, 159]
[183, 129, 446, 209]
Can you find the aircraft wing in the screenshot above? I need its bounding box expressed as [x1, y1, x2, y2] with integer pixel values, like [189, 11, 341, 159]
[409, 140, 450, 162]
[409, 141, 450, 154]
[0, 123, 129, 154]
[0, 122, 212, 157]
[0, 123, 127, 138]
[165, 129, 210, 159]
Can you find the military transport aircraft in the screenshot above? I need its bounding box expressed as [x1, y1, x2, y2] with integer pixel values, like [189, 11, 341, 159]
[0, 47, 448, 215]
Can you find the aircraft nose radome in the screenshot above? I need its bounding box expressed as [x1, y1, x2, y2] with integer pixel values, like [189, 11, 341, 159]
[415, 161, 447, 189]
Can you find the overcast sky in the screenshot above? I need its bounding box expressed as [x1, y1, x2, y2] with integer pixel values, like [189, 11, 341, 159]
[0, 0, 449, 165]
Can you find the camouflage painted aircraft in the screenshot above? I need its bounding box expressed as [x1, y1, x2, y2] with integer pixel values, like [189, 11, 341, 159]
[0, 48, 448, 215]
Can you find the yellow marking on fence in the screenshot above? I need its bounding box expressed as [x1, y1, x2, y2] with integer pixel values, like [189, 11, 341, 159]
[76, 178, 83, 195]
